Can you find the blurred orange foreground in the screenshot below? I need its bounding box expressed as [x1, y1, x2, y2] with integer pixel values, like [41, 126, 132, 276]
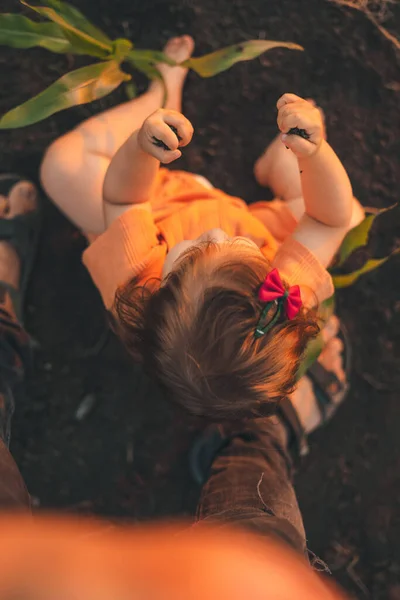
[0, 515, 344, 600]
[0, 514, 347, 599]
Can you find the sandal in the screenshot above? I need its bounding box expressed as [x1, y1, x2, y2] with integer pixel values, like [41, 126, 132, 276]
[0, 174, 42, 324]
[279, 322, 352, 457]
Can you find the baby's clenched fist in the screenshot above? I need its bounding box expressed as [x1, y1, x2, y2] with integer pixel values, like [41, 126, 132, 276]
[138, 108, 194, 164]
[277, 93, 324, 158]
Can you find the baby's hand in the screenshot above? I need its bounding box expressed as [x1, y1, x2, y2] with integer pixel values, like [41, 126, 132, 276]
[138, 108, 194, 164]
[277, 93, 323, 158]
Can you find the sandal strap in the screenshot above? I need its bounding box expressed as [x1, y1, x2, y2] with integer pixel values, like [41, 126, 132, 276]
[278, 396, 309, 457]
[307, 361, 345, 423]
[0, 212, 39, 251]
[0, 282, 21, 324]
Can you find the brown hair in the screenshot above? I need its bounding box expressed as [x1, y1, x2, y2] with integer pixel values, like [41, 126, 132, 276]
[113, 242, 319, 420]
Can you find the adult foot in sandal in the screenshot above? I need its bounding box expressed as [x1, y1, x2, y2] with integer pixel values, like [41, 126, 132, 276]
[0, 176, 40, 320]
[290, 315, 348, 434]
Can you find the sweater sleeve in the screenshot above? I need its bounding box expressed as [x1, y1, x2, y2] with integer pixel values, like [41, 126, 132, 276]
[272, 238, 334, 306]
[83, 204, 166, 309]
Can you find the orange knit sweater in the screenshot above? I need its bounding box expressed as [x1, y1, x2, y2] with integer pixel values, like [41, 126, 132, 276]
[83, 169, 334, 309]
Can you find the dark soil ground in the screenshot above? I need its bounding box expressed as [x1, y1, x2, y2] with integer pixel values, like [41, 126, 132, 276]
[1, 0, 399, 597]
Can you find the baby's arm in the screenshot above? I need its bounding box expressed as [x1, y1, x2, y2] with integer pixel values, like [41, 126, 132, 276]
[277, 94, 358, 267]
[103, 109, 193, 226]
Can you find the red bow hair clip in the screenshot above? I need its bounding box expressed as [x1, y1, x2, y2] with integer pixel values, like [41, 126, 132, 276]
[255, 269, 302, 339]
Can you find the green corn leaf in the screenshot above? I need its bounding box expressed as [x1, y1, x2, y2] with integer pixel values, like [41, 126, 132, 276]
[127, 51, 167, 104]
[337, 204, 398, 266]
[332, 249, 400, 288]
[40, 0, 112, 45]
[0, 60, 130, 129]
[337, 214, 375, 266]
[297, 332, 324, 380]
[318, 295, 335, 325]
[0, 13, 74, 53]
[181, 40, 303, 77]
[112, 38, 133, 62]
[22, 1, 112, 58]
[128, 48, 177, 66]
[297, 295, 335, 379]
[125, 81, 137, 100]
[127, 54, 164, 80]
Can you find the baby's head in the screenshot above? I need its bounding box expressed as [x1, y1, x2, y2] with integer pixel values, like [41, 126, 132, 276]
[114, 229, 319, 420]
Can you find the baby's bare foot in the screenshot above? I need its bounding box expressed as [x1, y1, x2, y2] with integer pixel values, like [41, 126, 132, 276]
[152, 35, 195, 111]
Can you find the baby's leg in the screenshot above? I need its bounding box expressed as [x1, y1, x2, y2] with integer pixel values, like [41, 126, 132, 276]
[41, 36, 194, 234]
[254, 134, 305, 220]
